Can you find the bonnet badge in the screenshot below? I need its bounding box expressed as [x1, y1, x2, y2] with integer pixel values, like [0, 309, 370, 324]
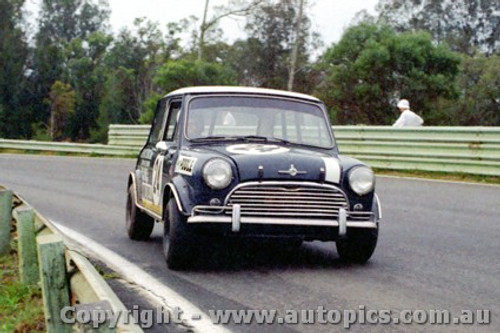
[278, 164, 307, 177]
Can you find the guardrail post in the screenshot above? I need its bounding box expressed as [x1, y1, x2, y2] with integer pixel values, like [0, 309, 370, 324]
[0, 189, 13, 256]
[15, 207, 39, 285]
[37, 234, 72, 333]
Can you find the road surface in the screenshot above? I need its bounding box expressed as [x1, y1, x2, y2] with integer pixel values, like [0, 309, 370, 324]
[0, 154, 498, 332]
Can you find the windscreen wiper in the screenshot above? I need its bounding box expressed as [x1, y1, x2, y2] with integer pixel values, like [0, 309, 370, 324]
[235, 135, 291, 144]
[190, 136, 239, 143]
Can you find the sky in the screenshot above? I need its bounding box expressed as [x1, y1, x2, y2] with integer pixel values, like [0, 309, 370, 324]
[106, 0, 379, 47]
[24, 0, 380, 48]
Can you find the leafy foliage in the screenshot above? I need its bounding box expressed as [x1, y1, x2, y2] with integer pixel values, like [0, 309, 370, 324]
[32, 0, 110, 140]
[316, 24, 460, 125]
[46, 81, 76, 140]
[0, 0, 499, 142]
[240, 0, 318, 91]
[0, 0, 31, 139]
[453, 55, 500, 125]
[140, 60, 237, 124]
[375, 0, 500, 55]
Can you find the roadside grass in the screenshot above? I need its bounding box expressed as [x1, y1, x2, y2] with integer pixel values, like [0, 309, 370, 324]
[1, 148, 499, 185]
[0, 242, 45, 333]
[375, 168, 500, 185]
[0, 148, 136, 159]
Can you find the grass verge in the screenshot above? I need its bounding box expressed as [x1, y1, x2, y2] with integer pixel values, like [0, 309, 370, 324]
[0, 244, 45, 333]
[0, 148, 136, 159]
[2, 148, 499, 185]
[375, 168, 500, 185]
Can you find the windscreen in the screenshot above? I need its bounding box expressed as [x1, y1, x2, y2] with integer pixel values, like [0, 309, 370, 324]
[186, 96, 334, 148]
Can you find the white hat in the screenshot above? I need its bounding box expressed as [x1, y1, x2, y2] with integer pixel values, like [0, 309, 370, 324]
[397, 99, 410, 109]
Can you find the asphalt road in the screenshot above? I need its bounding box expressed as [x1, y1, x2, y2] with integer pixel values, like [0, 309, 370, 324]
[1, 154, 498, 332]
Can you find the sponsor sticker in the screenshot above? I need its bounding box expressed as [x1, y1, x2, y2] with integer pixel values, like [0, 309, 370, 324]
[175, 156, 197, 176]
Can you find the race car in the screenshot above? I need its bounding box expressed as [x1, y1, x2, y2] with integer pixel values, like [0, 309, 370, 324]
[126, 86, 381, 269]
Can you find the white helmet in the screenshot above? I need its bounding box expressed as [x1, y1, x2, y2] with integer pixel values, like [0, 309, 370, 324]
[397, 99, 410, 109]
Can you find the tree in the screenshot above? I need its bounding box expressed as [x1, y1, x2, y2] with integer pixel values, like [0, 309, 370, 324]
[240, 0, 319, 92]
[139, 59, 237, 124]
[454, 55, 500, 125]
[64, 32, 113, 140]
[375, 0, 500, 55]
[197, 0, 264, 60]
[287, 0, 304, 91]
[32, 0, 110, 140]
[316, 23, 460, 125]
[91, 18, 183, 141]
[0, 0, 32, 139]
[46, 81, 76, 139]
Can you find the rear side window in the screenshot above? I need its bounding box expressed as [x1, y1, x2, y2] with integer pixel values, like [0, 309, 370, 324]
[164, 101, 181, 142]
[149, 99, 167, 145]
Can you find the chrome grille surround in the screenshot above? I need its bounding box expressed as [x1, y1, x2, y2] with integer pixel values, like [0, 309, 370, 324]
[224, 181, 350, 219]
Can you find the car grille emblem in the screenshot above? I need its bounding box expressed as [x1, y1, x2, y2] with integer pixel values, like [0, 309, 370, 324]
[278, 164, 307, 177]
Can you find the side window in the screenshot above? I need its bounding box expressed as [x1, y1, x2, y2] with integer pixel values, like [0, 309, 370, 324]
[164, 101, 181, 142]
[149, 99, 167, 145]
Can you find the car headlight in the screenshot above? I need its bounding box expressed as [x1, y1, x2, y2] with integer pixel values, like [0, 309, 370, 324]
[348, 167, 375, 195]
[203, 159, 233, 189]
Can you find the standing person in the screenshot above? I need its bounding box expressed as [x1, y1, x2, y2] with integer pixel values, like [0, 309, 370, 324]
[392, 99, 424, 127]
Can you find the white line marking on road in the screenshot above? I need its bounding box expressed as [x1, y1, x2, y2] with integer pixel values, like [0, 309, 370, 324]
[53, 222, 231, 333]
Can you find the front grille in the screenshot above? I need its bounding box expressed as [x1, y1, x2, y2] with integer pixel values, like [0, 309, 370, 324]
[226, 182, 349, 219]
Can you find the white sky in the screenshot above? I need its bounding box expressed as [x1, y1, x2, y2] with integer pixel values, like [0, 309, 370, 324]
[25, 0, 379, 47]
[106, 0, 379, 47]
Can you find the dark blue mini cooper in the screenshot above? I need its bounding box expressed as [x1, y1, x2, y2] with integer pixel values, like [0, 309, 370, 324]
[126, 86, 381, 269]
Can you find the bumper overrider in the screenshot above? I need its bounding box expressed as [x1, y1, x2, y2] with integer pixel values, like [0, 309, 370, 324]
[184, 181, 380, 238]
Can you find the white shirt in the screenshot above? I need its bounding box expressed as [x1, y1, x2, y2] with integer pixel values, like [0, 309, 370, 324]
[393, 110, 424, 127]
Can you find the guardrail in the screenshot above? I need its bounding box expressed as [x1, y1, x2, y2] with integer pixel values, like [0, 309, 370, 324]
[335, 126, 500, 177]
[108, 125, 151, 147]
[0, 185, 143, 332]
[0, 139, 138, 156]
[107, 124, 500, 177]
[2, 125, 499, 176]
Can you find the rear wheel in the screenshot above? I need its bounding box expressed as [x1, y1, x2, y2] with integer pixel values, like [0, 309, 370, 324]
[163, 198, 195, 270]
[126, 185, 154, 240]
[336, 228, 378, 263]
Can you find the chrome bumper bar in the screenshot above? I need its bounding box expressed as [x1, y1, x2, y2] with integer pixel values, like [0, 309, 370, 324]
[187, 205, 377, 236]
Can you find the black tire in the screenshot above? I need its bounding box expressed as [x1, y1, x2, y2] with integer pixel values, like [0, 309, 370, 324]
[273, 238, 303, 251]
[163, 198, 194, 270]
[336, 228, 378, 264]
[126, 185, 154, 240]
[283, 238, 303, 249]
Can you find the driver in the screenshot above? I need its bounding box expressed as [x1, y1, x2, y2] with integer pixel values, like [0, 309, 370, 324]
[187, 111, 205, 138]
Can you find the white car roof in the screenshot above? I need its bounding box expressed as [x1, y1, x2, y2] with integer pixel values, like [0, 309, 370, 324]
[165, 86, 320, 102]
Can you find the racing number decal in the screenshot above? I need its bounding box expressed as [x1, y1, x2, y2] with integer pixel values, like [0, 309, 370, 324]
[152, 155, 164, 206]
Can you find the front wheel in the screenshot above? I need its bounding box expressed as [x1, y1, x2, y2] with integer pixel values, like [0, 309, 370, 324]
[336, 228, 378, 263]
[126, 185, 154, 240]
[163, 198, 195, 270]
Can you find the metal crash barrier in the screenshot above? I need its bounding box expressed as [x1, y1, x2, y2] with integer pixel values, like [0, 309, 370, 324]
[107, 125, 500, 177]
[0, 185, 143, 333]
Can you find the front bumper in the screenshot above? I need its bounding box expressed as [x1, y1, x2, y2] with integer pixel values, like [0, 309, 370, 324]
[187, 205, 377, 238]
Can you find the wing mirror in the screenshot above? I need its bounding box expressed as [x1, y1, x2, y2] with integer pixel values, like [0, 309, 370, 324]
[155, 141, 169, 152]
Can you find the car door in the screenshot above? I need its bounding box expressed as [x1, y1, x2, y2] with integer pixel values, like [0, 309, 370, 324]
[149, 98, 182, 218]
[137, 98, 168, 217]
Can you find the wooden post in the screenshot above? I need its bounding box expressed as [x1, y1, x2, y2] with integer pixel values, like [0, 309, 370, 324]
[37, 234, 72, 333]
[0, 189, 13, 256]
[15, 207, 39, 285]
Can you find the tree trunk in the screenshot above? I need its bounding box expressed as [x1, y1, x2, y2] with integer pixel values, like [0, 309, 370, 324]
[198, 0, 210, 61]
[287, 0, 304, 91]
